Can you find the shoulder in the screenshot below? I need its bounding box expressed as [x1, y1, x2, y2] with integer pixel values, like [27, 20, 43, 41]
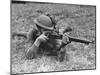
[27, 27, 39, 38]
[29, 27, 38, 34]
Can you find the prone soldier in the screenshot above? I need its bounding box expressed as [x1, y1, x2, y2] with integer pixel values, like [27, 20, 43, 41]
[12, 14, 94, 62]
[25, 14, 70, 61]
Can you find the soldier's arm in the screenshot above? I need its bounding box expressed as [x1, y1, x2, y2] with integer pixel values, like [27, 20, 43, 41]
[26, 34, 48, 59]
[26, 41, 39, 59]
[27, 28, 39, 44]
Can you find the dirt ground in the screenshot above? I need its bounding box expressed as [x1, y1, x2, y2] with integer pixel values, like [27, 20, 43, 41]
[11, 2, 96, 74]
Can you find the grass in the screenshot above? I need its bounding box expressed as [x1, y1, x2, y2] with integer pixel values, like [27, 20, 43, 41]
[11, 2, 96, 74]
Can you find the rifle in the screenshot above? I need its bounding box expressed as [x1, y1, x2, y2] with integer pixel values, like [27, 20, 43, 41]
[67, 35, 94, 45]
[45, 29, 94, 45]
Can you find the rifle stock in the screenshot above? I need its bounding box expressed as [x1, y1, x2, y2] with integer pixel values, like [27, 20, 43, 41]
[12, 32, 27, 39]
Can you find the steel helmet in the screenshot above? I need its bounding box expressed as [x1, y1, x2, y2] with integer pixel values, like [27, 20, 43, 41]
[34, 15, 54, 30]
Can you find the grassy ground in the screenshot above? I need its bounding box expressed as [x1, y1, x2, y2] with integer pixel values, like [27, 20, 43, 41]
[11, 2, 96, 74]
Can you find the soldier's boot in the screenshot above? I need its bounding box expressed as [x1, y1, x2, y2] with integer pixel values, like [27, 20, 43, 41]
[57, 48, 66, 62]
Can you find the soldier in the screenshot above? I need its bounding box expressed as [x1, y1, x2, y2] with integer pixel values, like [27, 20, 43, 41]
[25, 14, 70, 61]
[12, 14, 93, 62]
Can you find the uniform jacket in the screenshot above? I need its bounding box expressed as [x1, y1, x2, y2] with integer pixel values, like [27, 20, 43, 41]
[27, 27, 62, 53]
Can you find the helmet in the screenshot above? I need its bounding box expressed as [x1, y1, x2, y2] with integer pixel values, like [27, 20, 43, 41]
[34, 15, 54, 30]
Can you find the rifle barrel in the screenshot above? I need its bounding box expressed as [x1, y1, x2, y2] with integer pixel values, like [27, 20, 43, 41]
[68, 36, 92, 44]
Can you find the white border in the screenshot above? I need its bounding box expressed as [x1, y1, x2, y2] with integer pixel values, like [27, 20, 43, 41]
[0, 0, 99, 75]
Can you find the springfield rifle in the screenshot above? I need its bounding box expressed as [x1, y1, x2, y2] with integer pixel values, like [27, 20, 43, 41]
[45, 26, 94, 45]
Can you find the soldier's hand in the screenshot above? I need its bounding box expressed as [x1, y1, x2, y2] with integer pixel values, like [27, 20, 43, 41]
[62, 34, 70, 44]
[26, 44, 38, 59]
[34, 34, 48, 47]
[37, 34, 48, 42]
